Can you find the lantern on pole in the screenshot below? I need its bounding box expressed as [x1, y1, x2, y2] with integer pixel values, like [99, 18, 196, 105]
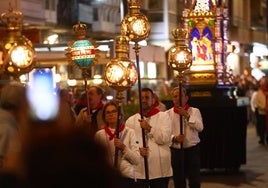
[168, 26, 192, 182]
[120, 0, 151, 184]
[66, 21, 98, 115]
[0, 3, 35, 78]
[104, 35, 138, 168]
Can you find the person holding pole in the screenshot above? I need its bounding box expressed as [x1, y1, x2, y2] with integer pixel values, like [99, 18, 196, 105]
[125, 87, 172, 188]
[94, 101, 140, 188]
[75, 86, 105, 136]
[166, 86, 203, 188]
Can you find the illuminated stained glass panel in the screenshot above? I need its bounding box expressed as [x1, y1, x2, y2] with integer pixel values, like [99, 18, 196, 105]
[189, 26, 215, 71]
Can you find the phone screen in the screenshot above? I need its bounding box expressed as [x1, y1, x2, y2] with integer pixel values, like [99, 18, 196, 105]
[26, 68, 59, 121]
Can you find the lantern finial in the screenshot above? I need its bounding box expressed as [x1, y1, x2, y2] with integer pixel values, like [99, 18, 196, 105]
[0, 3, 23, 31]
[73, 21, 87, 39]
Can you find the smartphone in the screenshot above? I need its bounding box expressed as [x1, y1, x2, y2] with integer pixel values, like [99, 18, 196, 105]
[26, 68, 59, 121]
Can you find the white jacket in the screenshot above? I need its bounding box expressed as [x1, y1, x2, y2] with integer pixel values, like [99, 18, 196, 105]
[166, 107, 203, 149]
[125, 112, 172, 180]
[95, 126, 140, 179]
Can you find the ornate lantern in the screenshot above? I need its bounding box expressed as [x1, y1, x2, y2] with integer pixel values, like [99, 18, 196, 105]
[66, 21, 98, 69]
[0, 4, 35, 78]
[121, 0, 150, 43]
[104, 35, 137, 93]
[168, 27, 192, 80]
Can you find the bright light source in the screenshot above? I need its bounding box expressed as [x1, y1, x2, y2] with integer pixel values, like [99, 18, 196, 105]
[67, 79, 77, 86]
[44, 34, 59, 44]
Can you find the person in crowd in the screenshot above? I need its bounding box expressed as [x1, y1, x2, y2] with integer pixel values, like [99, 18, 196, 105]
[250, 83, 260, 134]
[59, 88, 76, 123]
[21, 128, 124, 188]
[153, 92, 166, 112]
[0, 84, 123, 188]
[74, 92, 87, 115]
[166, 86, 204, 188]
[0, 81, 26, 169]
[95, 101, 140, 188]
[125, 87, 172, 188]
[75, 86, 105, 136]
[251, 76, 268, 145]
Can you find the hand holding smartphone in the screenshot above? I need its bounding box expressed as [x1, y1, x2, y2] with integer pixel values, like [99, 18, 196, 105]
[26, 68, 59, 122]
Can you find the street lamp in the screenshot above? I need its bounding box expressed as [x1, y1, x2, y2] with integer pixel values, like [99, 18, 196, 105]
[66, 21, 98, 115]
[104, 35, 138, 168]
[168, 26, 192, 182]
[120, 0, 150, 183]
[0, 3, 35, 78]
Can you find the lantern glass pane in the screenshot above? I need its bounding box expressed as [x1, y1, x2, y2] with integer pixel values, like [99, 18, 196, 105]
[175, 51, 188, 64]
[10, 45, 34, 68]
[132, 19, 146, 36]
[106, 64, 124, 83]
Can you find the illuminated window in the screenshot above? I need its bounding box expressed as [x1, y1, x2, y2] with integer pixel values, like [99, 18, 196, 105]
[147, 62, 156, 78]
[140, 61, 144, 78]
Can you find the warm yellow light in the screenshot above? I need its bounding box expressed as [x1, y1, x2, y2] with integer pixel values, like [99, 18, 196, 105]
[120, 0, 150, 42]
[176, 51, 189, 63]
[106, 63, 124, 83]
[93, 74, 103, 85]
[10, 45, 34, 68]
[67, 79, 77, 86]
[168, 28, 192, 74]
[132, 19, 147, 35]
[104, 35, 138, 91]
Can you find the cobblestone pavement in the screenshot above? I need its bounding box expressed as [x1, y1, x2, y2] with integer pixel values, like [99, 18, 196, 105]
[169, 123, 268, 188]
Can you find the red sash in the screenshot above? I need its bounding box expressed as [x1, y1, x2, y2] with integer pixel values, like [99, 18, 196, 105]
[104, 124, 125, 140]
[173, 103, 190, 114]
[141, 107, 160, 118]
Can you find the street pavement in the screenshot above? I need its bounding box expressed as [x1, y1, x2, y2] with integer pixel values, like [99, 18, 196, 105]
[169, 123, 268, 188]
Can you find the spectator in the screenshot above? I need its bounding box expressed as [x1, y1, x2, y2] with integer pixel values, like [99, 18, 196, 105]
[0, 86, 123, 188]
[0, 81, 26, 169]
[125, 87, 172, 188]
[22, 125, 124, 188]
[74, 92, 87, 115]
[75, 86, 105, 136]
[166, 86, 204, 188]
[59, 88, 76, 123]
[251, 77, 268, 145]
[153, 93, 166, 112]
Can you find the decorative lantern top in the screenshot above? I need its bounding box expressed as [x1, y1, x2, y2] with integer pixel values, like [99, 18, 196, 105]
[121, 0, 150, 43]
[73, 21, 87, 40]
[172, 28, 188, 46]
[0, 3, 23, 31]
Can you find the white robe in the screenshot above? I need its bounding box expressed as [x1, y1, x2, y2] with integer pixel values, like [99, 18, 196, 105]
[125, 112, 172, 180]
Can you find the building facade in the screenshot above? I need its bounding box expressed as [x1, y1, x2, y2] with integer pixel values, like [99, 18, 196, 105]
[0, 0, 268, 89]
